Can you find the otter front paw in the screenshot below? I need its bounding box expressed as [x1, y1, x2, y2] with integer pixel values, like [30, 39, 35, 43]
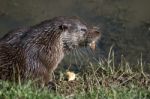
[47, 81, 56, 91]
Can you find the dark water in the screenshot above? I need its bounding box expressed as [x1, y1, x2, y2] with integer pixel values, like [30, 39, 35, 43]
[0, 0, 150, 71]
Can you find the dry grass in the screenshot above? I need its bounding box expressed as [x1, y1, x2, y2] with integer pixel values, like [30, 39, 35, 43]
[0, 49, 150, 99]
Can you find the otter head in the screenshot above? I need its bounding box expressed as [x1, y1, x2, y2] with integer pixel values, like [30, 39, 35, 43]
[52, 17, 101, 51]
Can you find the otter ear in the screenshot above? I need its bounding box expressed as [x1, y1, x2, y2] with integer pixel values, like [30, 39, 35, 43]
[59, 24, 68, 31]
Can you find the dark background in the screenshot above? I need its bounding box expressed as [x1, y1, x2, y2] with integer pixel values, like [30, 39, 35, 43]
[0, 0, 150, 71]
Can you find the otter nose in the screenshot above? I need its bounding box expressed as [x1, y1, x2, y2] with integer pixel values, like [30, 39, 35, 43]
[88, 26, 101, 39]
[91, 26, 100, 34]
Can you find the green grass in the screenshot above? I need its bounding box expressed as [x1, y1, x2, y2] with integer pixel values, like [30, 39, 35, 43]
[0, 81, 149, 99]
[0, 53, 150, 99]
[0, 81, 61, 99]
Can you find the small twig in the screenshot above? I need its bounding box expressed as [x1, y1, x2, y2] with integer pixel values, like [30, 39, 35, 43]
[117, 73, 137, 87]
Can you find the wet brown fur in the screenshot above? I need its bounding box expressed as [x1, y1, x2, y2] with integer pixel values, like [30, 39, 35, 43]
[0, 16, 101, 86]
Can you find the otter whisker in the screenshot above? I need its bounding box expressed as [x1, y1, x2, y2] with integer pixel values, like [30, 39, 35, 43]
[73, 49, 78, 65]
[88, 48, 99, 62]
[74, 48, 82, 64]
[75, 48, 81, 60]
[68, 51, 73, 70]
[76, 48, 85, 61]
[76, 49, 85, 64]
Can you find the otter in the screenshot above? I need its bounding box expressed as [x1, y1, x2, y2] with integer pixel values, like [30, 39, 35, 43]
[0, 16, 101, 86]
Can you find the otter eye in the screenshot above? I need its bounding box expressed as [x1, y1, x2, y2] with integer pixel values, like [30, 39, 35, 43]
[59, 24, 68, 30]
[81, 28, 87, 32]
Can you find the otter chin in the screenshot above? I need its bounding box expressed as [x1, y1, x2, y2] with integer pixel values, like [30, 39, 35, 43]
[0, 16, 101, 86]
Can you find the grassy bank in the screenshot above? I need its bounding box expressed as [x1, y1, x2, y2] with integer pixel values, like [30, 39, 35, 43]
[0, 80, 149, 99]
[0, 56, 150, 99]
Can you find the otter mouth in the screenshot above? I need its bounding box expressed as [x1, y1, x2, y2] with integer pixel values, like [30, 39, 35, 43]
[78, 39, 96, 50]
[63, 42, 78, 51]
[86, 27, 101, 50]
[89, 41, 96, 50]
